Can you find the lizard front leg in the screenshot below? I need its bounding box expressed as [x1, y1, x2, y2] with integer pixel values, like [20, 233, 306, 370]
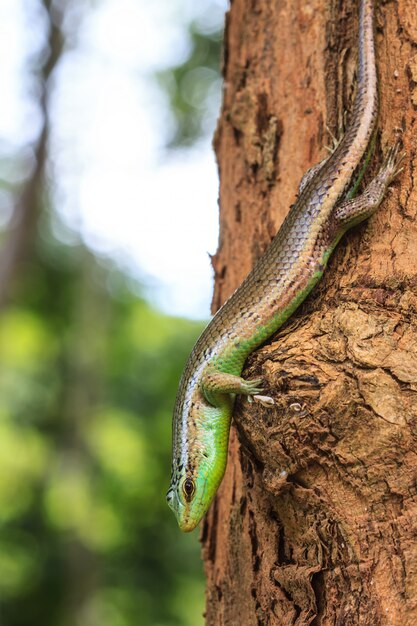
[201, 369, 274, 407]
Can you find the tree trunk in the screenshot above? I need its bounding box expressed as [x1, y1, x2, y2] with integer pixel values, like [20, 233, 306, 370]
[203, 0, 417, 624]
[0, 118, 48, 309]
[0, 0, 63, 309]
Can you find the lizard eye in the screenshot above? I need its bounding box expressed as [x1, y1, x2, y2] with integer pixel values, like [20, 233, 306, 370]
[183, 478, 195, 502]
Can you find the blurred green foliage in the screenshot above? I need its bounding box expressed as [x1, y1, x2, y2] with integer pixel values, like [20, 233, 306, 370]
[0, 0, 226, 623]
[158, 20, 223, 148]
[0, 232, 207, 625]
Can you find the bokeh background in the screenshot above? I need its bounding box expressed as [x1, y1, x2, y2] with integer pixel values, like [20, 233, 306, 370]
[0, 0, 226, 624]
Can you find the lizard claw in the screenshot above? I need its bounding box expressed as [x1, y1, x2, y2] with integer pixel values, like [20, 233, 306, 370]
[242, 377, 264, 396]
[324, 112, 347, 154]
[381, 142, 405, 184]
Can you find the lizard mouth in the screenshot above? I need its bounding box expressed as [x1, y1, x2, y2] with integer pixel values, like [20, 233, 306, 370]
[178, 516, 199, 533]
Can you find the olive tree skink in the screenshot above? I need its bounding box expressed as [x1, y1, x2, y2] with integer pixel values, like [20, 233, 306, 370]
[167, 0, 403, 532]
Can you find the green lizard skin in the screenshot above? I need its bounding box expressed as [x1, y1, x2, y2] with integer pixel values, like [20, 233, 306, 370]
[167, 0, 403, 532]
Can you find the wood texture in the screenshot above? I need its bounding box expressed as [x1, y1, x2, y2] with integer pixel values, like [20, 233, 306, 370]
[203, 0, 417, 624]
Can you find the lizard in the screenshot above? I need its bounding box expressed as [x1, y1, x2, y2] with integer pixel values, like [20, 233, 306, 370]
[167, 0, 403, 532]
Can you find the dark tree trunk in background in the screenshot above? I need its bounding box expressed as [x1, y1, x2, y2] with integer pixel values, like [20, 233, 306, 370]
[203, 1, 417, 624]
[0, 0, 62, 308]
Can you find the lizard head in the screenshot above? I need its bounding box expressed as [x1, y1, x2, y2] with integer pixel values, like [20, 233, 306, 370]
[166, 394, 231, 532]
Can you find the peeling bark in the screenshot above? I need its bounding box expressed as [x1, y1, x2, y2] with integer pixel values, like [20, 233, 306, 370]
[204, 0, 417, 624]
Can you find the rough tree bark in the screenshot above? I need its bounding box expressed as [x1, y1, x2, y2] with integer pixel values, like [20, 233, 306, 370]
[203, 0, 417, 624]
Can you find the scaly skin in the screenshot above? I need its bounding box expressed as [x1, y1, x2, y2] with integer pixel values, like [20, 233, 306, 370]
[167, 0, 403, 532]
